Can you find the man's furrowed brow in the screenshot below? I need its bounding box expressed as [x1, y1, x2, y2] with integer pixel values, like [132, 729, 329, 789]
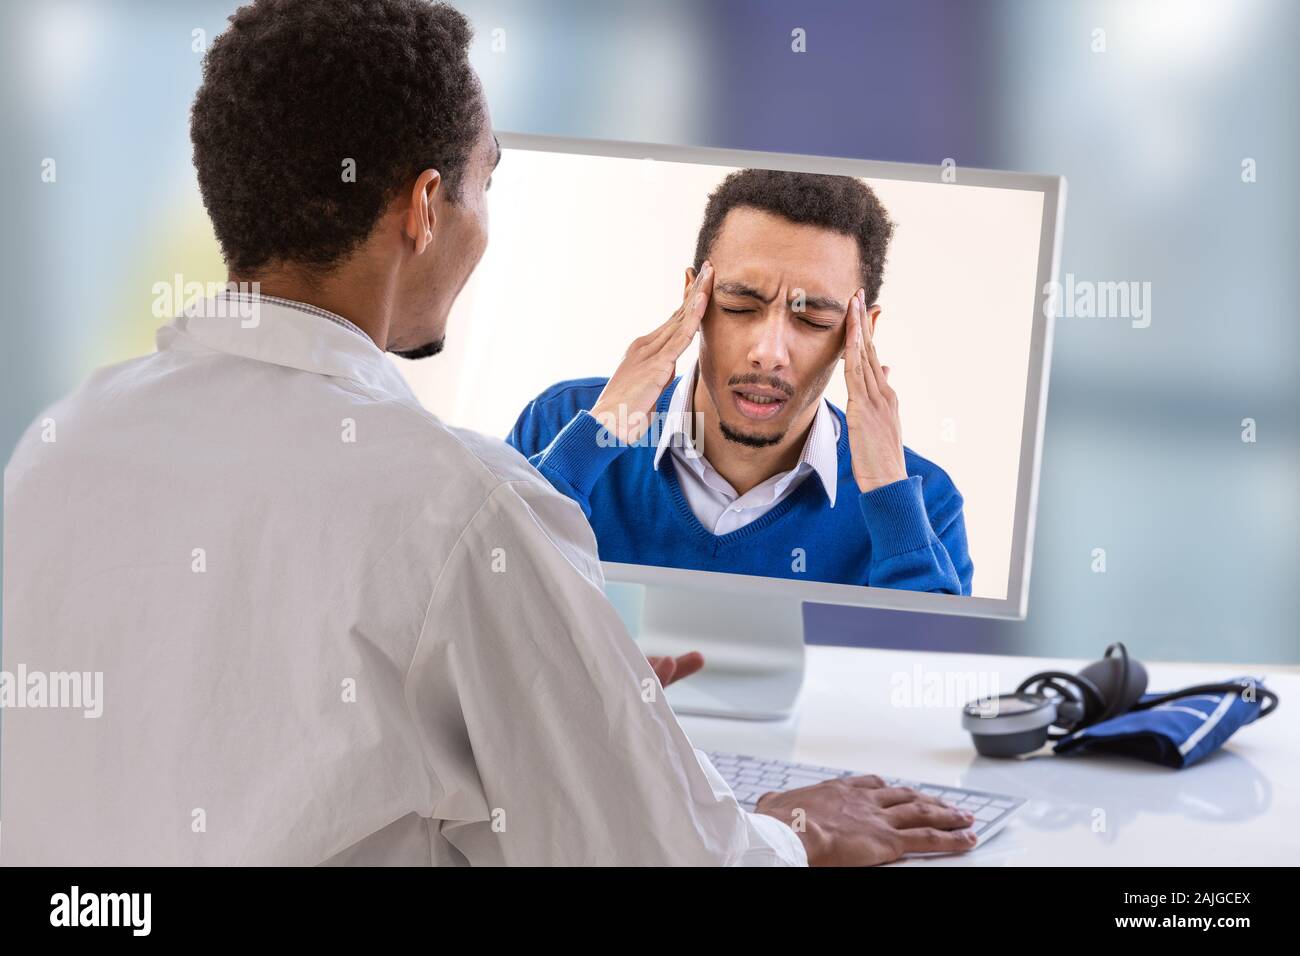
[715, 281, 772, 302]
[800, 294, 847, 313]
[492, 135, 502, 169]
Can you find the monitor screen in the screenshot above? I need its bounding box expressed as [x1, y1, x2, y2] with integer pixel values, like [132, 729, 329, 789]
[399, 135, 1060, 611]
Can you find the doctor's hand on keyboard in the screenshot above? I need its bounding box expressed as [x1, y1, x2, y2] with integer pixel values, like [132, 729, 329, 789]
[754, 775, 979, 867]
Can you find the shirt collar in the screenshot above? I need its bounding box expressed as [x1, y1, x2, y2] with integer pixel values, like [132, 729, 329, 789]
[652, 358, 840, 507]
[652, 360, 701, 471]
[800, 390, 841, 507]
[155, 292, 420, 404]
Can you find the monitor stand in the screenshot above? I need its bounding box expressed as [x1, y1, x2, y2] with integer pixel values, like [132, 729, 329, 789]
[605, 581, 805, 720]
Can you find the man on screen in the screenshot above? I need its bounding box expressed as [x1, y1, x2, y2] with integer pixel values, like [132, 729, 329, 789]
[508, 170, 973, 594]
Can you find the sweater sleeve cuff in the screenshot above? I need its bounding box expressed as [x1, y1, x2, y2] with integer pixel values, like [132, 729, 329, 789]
[858, 475, 934, 558]
[535, 410, 630, 498]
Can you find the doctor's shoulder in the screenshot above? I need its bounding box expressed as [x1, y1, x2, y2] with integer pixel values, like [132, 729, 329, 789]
[3, 354, 157, 477]
[434, 420, 601, 558]
[387, 405, 580, 510]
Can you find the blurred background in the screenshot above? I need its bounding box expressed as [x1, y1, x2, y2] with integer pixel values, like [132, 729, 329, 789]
[1, 0, 1296, 664]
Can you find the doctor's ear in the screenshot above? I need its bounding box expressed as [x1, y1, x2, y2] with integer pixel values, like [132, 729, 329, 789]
[404, 169, 442, 253]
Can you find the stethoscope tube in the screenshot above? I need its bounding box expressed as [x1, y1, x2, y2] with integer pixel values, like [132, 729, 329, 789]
[1015, 642, 1277, 737]
[1132, 683, 1279, 717]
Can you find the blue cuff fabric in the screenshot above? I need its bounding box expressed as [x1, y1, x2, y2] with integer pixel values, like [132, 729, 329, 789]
[1053, 679, 1272, 769]
[858, 475, 934, 558]
[535, 410, 630, 499]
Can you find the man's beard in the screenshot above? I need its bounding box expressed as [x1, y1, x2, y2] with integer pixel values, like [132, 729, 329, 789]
[715, 370, 796, 448]
[719, 419, 786, 448]
[389, 337, 445, 360]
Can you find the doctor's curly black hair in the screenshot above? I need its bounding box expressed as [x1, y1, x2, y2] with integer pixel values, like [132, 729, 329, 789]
[190, 0, 484, 275]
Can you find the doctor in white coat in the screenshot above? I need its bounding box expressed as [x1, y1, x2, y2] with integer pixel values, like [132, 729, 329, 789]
[1, 0, 977, 867]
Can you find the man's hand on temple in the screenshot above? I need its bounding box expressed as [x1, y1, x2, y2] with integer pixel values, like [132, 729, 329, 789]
[591, 261, 714, 444]
[842, 289, 908, 494]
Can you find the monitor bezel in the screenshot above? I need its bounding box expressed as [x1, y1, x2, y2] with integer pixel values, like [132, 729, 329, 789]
[497, 131, 1066, 621]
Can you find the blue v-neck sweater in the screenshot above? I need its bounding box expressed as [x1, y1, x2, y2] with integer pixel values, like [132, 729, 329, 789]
[507, 378, 973, 595]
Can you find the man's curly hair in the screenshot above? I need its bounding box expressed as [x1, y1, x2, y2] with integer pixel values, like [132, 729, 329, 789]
[191, 0, 483, 275]
[693, 169, 895, 306]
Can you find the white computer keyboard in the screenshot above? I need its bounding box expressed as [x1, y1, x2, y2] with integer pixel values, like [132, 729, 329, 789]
[707, 750, 1026, 848]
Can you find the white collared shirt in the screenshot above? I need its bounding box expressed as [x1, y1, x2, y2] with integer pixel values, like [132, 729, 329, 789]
[654, 360, 840, 535]
[1, 295, 804, 866]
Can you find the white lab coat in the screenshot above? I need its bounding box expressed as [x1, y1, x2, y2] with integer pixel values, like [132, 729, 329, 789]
[0, 295, 805, 866]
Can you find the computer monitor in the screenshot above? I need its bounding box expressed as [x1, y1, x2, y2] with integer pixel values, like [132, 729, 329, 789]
[400, 132, 1066, 718]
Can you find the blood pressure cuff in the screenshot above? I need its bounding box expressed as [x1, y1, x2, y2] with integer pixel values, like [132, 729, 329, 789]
[1052, 678, 1269, 769]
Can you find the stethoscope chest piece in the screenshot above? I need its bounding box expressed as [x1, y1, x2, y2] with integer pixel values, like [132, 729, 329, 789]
[961, 692, 1058, 757]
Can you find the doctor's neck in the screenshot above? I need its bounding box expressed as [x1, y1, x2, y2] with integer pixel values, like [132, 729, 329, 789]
[229, 247, 403, 352]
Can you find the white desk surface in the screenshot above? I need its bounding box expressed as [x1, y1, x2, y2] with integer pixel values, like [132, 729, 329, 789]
[678, 645, 1299, 866]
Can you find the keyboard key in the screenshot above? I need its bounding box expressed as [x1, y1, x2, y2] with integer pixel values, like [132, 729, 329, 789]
[973, 805, 1003, 822]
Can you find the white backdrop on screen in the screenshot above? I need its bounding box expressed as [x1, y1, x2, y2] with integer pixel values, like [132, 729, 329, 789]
[397, 149, 1045, 600]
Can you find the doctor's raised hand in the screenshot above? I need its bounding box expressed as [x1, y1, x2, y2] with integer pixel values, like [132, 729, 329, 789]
[843, 289, 908, 494]
[590, 261, 714, 443]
